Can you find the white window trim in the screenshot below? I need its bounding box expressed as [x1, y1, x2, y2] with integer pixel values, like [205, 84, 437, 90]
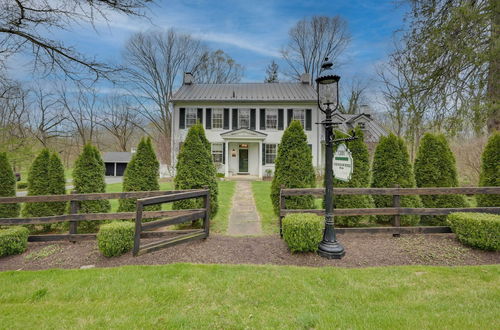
[265, 144, 277, 164]
[212, 108, 223, 130]
[293, 109, 305, 127]
[211, 143, 223, 163]
[265, 109, 278, 130]
[186, 108, 197, 128]
[239, 109, 250, 129]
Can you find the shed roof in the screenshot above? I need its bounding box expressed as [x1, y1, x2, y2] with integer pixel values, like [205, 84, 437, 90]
[171, 83, 317, 102]
[102, 152, 132, 163]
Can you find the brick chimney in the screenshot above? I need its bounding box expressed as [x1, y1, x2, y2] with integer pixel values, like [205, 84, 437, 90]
[183, 72, 193, 85]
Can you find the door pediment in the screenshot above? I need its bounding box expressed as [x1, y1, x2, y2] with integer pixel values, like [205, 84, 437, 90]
[221, 128, 267, 140]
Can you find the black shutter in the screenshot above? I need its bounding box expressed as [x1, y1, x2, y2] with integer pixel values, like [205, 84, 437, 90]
[287, 109, 293, 126]
[222, 143, 226, 164]
[206, 108, 212, 129]
[260, 109, 266, 130]
[232, 108, 238, 129]
[278, 109, 284, 130]
[179, 108, 186, 129]
[262, 143, 266, 165]
[197, 108, 203, 124]
[223, 108, 230, 129]
[305, 109, 312, 131]
[250, 109, 256, 130]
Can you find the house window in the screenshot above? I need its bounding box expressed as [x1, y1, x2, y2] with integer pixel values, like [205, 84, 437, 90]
[212, 108, 223, 129]
[186, 108, 197, 128]
[211, 143, 223, 163]
[293, 109, 305, 127]
[266, 109, 278, 129]
[239, 109, 250, 129]
[265, 144, 277, 164]
[358, 122, 366, 129]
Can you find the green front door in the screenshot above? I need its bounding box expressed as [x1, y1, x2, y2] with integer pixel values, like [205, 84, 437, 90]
[239, 149, 248, 173]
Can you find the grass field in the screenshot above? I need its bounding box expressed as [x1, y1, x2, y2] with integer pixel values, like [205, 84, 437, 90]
[0, 263, 498, 328]
[251, 181, 278, 234]
[105, 181, 235, 234]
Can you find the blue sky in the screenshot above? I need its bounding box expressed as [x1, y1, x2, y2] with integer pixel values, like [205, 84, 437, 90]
[10, 0, 408, 103]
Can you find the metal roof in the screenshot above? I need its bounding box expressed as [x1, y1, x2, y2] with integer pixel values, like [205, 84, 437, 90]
[102, 152, 132, 163]
[171, 83, 317, 102]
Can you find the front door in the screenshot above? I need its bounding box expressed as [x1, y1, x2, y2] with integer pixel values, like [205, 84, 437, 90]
[239, 149, 248, 173]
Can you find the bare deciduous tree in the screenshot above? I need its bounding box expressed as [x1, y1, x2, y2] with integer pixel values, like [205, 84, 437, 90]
[195, 49, 244, 84]
[340, 78, 368, 114]
[281, 16, 350, 83]
[0, 0, 152, 81]
[98, 95, 142, 152]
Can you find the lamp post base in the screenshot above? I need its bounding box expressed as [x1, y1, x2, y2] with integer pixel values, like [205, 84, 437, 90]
[317, 240, 345, 259]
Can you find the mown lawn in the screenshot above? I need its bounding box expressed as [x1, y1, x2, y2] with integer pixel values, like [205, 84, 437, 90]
[0, 264, 498, 329]
[251, 181, 278, 234]
[105, 181, 235, 234]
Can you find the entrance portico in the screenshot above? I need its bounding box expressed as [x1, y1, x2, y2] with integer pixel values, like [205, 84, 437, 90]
[221, 129, 267, 178]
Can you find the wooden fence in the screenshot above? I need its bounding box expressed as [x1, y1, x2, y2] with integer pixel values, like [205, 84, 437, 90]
[279, 186, 500, 236]
[0, 190, 210, 255]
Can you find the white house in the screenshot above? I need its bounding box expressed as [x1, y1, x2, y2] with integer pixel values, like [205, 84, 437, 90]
[170, 72, 385, 179]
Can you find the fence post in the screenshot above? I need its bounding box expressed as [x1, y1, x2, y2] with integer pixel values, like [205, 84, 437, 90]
[133, 201, 143, 256]
[203, 189, 210, 237]
[279, 185, 286, 237]
[393, 184, 401, 237]
[69, 191, 79, 241]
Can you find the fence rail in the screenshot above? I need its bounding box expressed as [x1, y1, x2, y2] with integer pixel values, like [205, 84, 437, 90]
[279, 186, 500, 236]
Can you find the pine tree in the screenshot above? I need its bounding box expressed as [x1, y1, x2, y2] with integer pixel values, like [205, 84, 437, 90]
[118, 137, 161, 212]
[371, 133, 422, 225]
[73, 144, 110, 232]
[271, 120, 316, 215]
[173, 124, 218, 217]
[477, 132, 500, 207]
[47, 152, 67, 215]
[0, 152, 20, 218]
[330, 128, 375, 226]
[265, 60, 279, 83]
[414, 133, 467, 225]
[23, 149, 53, 217]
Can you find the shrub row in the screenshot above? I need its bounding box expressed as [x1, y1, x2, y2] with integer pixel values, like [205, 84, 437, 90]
[447, 213, 500, 251]
[0, 226, 29, 257]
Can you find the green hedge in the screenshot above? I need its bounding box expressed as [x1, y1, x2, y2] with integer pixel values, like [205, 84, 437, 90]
[0, 226, 29, 257]
[97, 222, 135, 257]
[282, 213, 324, 252]
[447, 213, 500, 251]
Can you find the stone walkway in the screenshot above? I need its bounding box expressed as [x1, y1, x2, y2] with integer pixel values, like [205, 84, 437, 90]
[227, 180, 262, 235]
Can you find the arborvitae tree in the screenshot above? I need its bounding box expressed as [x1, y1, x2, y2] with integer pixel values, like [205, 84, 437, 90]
[371, 133, 422, 225]
[173, 124, 218, 217]
[330, 128, 375, 226]
[23, 149, 53, 218]
[477, 132, 500, 207]
[414, 133, 467, 225]
[118, 137, 161, 212]
[271, 120, 316, 215]
[0, 153, 20, 218]
[73, 144, 110, 232]
[48, 152, 67, 215]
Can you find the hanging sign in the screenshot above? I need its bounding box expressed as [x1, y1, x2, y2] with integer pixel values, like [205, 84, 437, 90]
[333, 143, 353, 182]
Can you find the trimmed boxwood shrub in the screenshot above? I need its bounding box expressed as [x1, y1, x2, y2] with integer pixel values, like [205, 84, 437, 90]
[118, 137, 162, 213]
[271, 120, 316, 215]
[0, 226, 29, 257]
[97, 221, 135, 257]
[282, 213, 324, 252]
[0, 152, 20, 218]
[477, 132, 499, 207]
[371, 133, 422, 226]
[414, 133, 467, 225]
[447, 212, 500, 251]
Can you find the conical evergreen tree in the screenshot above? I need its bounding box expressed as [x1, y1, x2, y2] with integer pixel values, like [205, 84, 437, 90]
[371, 133, 422, 225]
[47, 152, 67, 215]
[0, 153, 20, 218]
[23, 149, 53, 218]
[118, 137, 161, 212]
[173, 125, 218, 217]
[330, 128, 375, 226]
[477, 132, 500, 207]
[414, 133, 467, 225]
[271, 120, 316, 215]
[73, 144, 110, 232]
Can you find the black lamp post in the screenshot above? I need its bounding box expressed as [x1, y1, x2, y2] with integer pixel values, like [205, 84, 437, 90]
[315, 58, 349, 259]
